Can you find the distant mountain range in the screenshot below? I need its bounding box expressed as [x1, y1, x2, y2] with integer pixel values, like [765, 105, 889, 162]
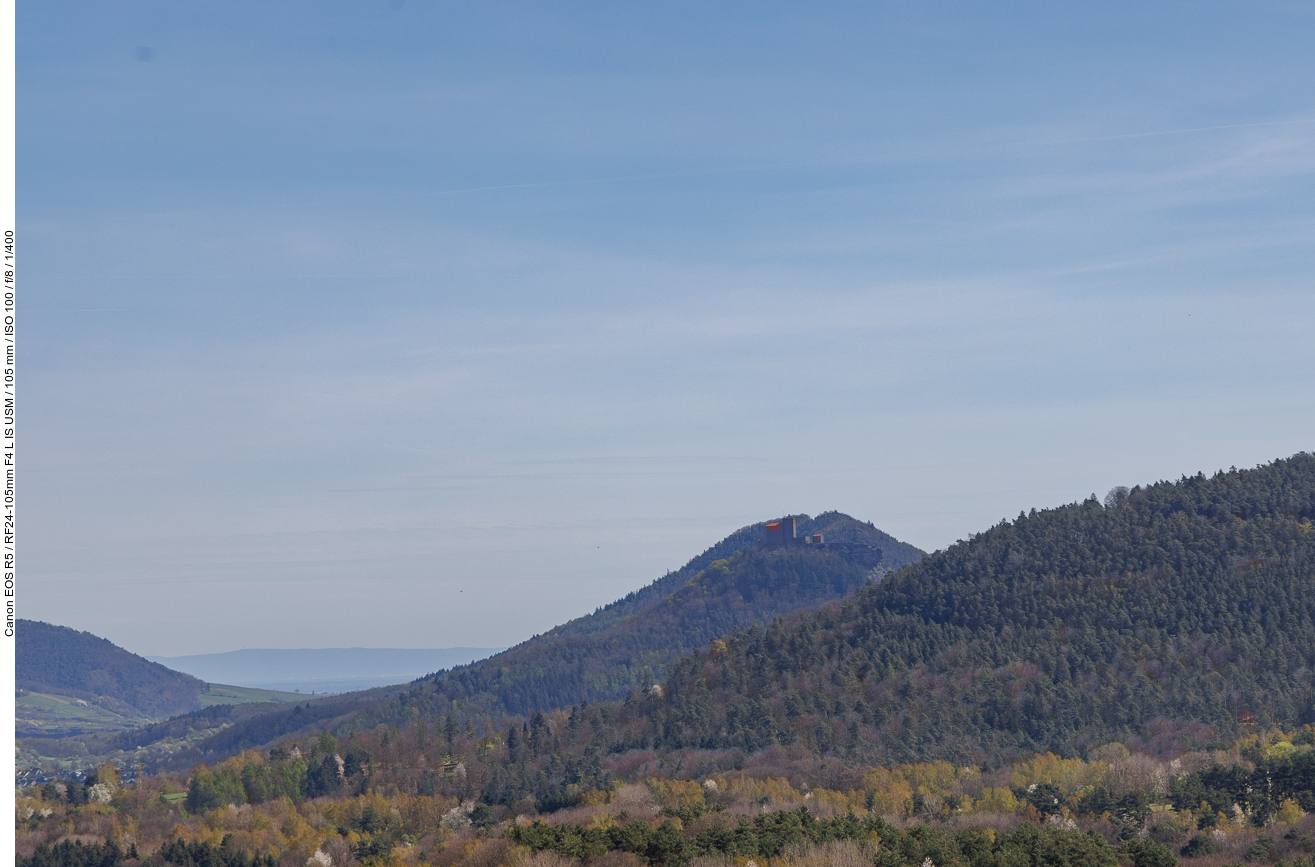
[146, 647, 505, 693]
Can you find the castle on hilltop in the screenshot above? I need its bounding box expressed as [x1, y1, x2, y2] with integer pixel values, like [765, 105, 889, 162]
[762, 516, 884, 568]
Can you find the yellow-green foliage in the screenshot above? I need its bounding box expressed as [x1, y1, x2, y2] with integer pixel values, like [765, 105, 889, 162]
[861, 767, 913, 816]
[807, 788, 863, 816]
[860, 761, 984, 817]
[192, 797, 324, 863]
[1010, 752, 1097, 794]
[969, 788, 1020, 815]
[902, 760, 961, 795]
[25, 726, 1315, 867]
[1278, 799, 1305, 825]
[646, 778, 706, 810]
[715, 776, 804, 807]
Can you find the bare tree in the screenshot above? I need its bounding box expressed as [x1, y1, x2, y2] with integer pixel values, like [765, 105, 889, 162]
[1104, 486, 1130, 509]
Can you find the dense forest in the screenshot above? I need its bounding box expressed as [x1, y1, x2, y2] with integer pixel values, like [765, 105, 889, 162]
[17, 620, 206, 720]
[604, 456, 1315, 764]
[402, 544, 873, 714]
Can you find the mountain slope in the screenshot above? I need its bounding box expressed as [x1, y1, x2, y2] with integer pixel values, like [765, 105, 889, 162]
[17, 620, 206, 722]
[143, 513, 922, 761]
[393, 512, 923, 717]
[613, 455, 1315, 764]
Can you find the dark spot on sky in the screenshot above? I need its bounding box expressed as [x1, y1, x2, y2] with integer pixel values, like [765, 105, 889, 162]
[135, 46, 155, 62]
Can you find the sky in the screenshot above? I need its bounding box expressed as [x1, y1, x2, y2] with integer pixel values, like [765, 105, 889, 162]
[19, 1, 1315, 656]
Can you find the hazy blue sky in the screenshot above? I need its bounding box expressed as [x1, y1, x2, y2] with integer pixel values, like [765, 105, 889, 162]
[20, 1, 1315, 655]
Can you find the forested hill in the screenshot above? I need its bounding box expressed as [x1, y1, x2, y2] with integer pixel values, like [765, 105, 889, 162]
[182, 513, 922, 753]
[611, 455, 1315, 765]
[17, 620, 205, 719]
[391, 512, 922, 718]
[526, 512, 924, 645]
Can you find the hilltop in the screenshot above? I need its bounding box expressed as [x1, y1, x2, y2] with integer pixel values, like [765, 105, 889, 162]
[400, 511, 924, 714]
[527, 512, 922, 645]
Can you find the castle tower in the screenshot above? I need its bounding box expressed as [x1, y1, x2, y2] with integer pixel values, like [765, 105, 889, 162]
[764, 517, 797, 548]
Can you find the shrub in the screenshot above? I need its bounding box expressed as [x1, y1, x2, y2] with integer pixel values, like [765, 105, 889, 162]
[1180, 835, 1218, 858]
[1123, 837, 1178, 867]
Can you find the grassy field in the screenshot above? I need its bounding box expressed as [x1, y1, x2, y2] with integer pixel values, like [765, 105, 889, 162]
[17, 683, 310, 740]
[17, 683, 330, 776]
[199, 683, 307, 706]
[16, 690, 153, 736]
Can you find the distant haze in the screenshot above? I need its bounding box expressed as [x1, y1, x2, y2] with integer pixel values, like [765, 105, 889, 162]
[147, 648, 504, 694]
